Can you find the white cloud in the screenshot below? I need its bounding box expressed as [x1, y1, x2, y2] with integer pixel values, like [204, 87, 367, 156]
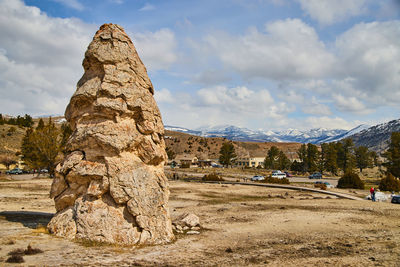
[132, 28, 177, 71]
[296, 0, 369, 25]
[305, 116, 355, 130]
[158, 85, 296, 130]
[205, 19, 335, 81]
[195, 85, 294, 123]
[154, 88, 175, 104]
[139, 3, 155, 11]
[335, 20, 400, 106]
[51, 0, 84, 11]
[332, 94, 370, 114]
[0, 0, 94, 116]
[301, 96, 332, 116]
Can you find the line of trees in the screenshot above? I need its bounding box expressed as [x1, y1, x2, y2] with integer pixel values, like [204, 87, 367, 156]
[264, 146, 291, 170]
[0, 113, 34, 128]
[264, 138, 377, 175]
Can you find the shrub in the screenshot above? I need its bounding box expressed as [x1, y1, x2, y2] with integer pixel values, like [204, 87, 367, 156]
[262, 176, 290, 184]
[202, 173, 224, 181]
[337, 172, 364, 189]
[379, 173, 400, 192]
[6, 255, 24, 263]
[314, 183, 327, 190]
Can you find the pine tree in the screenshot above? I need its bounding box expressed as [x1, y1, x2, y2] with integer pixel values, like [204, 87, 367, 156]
[297, 144, 307, 172]
[324, 143, 338, 175]
[264, 146, 280, 169]
[277, 150, 290, 170]
[355, 146, 372, 173]
[21, 119, 62, 175]
[384, 132, 400, 178]
[36, 118, 45, 130]
[337, 138, 355, 172]
[306, 143, 319, 173]
[219, 142, 236, 167]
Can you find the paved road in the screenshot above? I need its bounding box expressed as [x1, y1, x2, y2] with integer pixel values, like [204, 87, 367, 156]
[167, 170, 339, 186]
[288, 176, 339, 186]
[4, 174, 46, 181]
[201, 180, 363, 200]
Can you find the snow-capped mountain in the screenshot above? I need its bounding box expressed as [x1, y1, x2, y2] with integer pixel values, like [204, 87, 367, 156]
[165, 120, 400, 151]
[276, 128, 348, 144]
[349, 119, 400, 152]
[318, 124, 370, 144]
[165, 124, 367, 144]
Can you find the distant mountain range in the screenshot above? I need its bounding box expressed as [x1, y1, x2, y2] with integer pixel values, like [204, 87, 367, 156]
[165, 119, 400, 153]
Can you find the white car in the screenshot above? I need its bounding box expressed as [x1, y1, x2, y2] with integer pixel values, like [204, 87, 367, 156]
[271, 170, 286, 179]
[251, 175, 265, 181]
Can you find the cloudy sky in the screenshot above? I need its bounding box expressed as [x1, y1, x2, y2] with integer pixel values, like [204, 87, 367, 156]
[0, 0, 399, 131]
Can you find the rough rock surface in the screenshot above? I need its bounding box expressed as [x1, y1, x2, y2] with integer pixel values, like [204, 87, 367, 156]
[47, 23, 174, 246]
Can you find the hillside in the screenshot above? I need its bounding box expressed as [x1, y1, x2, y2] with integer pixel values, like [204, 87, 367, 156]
[164, 130, 302, 160]
[349, 119, 400, 153]
[0, 116, 66, 156]
[0, 124, 26, 155]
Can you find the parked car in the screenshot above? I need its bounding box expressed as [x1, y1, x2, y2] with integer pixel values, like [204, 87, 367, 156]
[284, 171, 292, 177]
[309, 172, 322, 179]
[6, 168, 23, 175]
[271, 171, 286, 179]
[251, 175, 265, 181]
[391, 195, 400, 204]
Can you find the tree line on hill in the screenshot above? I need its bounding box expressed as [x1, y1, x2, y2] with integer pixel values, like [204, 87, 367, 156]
[0, 113, 34, 128]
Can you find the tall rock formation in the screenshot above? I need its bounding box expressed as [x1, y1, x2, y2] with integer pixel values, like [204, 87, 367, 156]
[47, 24, 174, 245]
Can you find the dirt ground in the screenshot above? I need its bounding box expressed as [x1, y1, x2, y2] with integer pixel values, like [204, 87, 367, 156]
[0, 177, 399, 266]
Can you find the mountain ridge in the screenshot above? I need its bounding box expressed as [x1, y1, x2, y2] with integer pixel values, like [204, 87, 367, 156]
[165, 124, 362, 144]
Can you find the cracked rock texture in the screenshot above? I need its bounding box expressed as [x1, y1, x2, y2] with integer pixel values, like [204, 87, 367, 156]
[47, 23, 174, 245]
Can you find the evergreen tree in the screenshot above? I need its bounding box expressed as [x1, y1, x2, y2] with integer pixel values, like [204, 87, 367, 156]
[264, 146, 280, 169]
[306, 143, 319, 172]
[337, 138, 355, 172]
[384, 132, 400, 177]
[219, 142, 236, 167]
[36, 118, 45, 130]
[324, 143, 338, 175]
[277, 150, 290, 170]
[355, 146, 372, 173]
[21, 118, 62, 175]
[23, 114, 34, 127]
[297, 144, 307, 172]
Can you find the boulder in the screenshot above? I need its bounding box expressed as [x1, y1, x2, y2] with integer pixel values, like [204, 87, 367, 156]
[175, 213, 200, 228]
[48, 23, 174, 246]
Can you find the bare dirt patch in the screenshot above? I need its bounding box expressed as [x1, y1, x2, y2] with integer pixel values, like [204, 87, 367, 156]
[0, 178, 399, 266]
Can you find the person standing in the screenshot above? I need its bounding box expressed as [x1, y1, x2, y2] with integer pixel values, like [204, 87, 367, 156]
[370, 187, 376, 202]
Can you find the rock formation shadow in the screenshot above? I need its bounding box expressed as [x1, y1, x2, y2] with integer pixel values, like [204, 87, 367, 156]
[0, 211, 53, 229]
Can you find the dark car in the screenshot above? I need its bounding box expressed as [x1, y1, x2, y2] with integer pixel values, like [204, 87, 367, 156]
[284, 171, 292, 177]
[6, 168, 23, 175]
[309, 172, 322, 179]
[391, 195, 400, 204]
